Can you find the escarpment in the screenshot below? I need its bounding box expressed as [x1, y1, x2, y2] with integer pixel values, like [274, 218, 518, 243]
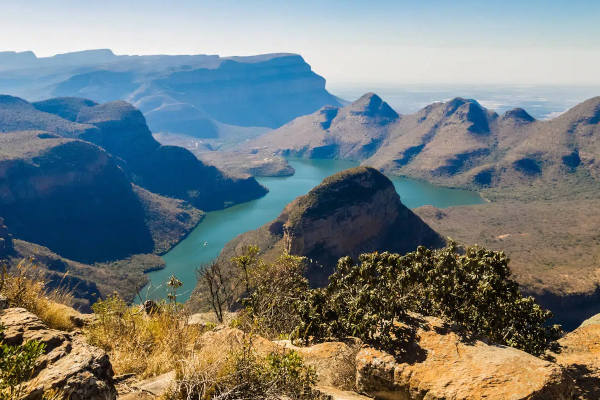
[217, 166, 444, 286]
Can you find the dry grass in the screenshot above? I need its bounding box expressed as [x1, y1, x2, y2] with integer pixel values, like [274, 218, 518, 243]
[0, 257, 76, 331]
[85, 296, 206, 378]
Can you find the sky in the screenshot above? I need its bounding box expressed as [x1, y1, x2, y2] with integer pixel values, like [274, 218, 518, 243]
[1, 0, 600, 85]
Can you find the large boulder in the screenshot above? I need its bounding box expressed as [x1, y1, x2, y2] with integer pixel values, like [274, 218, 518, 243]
[0, 308, 116, 400]
[551, 313, 600, 399]
[355, 315, 574, 400]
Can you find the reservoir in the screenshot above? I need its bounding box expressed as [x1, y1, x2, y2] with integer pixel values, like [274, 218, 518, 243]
[143, 158, 484, 302]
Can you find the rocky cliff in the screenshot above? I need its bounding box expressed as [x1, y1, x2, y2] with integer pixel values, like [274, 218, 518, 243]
[0, 131, 153, 262]
[218, 167, 443, 286]
[0, 50, 341, 137]
[32, 97, 268, 210]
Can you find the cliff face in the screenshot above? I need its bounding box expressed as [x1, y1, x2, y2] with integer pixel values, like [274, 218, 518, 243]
[32, 97, 268, 210]
[0, 50, 340, 137]
[0, 132, 153, 262]
[219, 167, 443, 286]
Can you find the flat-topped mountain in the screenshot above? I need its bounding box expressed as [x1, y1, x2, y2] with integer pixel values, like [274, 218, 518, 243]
[217, 166, 444, 286]
[252, 94, 600, 199]
[0, 50, 341, 138]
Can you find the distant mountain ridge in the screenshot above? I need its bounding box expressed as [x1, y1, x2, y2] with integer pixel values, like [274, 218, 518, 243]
[0, 50, 341, 137]
[251, 93, 600, 198]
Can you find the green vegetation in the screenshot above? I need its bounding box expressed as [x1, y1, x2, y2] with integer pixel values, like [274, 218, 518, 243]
[226, 244, 560, 356]
[293, 244, 561, 356]
[0, 324, 46, 400]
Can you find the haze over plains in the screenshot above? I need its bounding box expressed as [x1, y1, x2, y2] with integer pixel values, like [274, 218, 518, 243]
[2, 0, 599, 86]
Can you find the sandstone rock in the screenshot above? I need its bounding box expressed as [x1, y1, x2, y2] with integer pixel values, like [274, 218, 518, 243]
[552, 313, 600, 399]
[278, 339, 363, 390]
[355, 315, 574, 400]
[0, 307, 116, 400]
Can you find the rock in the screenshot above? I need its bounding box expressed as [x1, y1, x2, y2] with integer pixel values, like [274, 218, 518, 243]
[0, 295, 7, 310]
[0, 307, 116, 400]
[278, 339, 363, 390]
[355, 315, 574, 400]
[551, 313, 600, 399]
[117, 371, 175, 399]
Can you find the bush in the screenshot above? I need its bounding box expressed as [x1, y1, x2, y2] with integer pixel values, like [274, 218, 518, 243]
[294, 244, 561, 356]
[86, 294, 205, 377]
[240, 253, 310, 338]
[0, 324, 46, 400]
[168, 338, 317, 400]
[0, 258, 75, 331]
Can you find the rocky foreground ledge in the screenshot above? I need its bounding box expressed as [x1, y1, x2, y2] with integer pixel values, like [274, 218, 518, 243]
[0, 307, 116, 400]
[2, 302, 599, 400]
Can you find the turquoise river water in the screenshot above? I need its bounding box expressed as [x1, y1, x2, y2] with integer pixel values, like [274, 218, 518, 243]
[143, 159, 484, 302]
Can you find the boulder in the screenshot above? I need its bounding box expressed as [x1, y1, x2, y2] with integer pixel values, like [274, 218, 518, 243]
[355, 315, 574, 400]
[278, 338, 363, 390]
[551, 313, 600, 399]
[0, 307, 116, 400]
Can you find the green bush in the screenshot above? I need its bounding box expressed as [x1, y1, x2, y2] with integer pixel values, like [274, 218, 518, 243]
[294, 244, 561, 356]
[0, 324, 46, 400]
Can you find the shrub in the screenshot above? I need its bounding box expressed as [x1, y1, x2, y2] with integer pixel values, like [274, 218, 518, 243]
[86, 294, 205, 377]
[167, 338, 317, 400]
[0, 324, 46, 400]
[241, 253, 310, 338]
[294, 244, 561, 356]
[0, 258, 75, 331]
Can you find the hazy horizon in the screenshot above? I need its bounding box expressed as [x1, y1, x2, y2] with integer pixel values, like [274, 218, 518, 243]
[2, 0, 599, 86]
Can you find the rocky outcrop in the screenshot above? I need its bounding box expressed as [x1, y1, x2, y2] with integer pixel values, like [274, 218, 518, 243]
[551, 313, 600, 399]
[217, 167, 443, 287]
[0, 307, 116, 399]
[355, 315, 574, 400]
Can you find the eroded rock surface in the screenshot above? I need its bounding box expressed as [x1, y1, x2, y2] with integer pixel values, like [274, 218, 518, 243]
[552, 313, 600, 399]
[355, 315, 574, 400]
[0, 308, 116, 400]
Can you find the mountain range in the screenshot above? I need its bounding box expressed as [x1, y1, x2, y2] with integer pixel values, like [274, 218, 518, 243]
[0, 50, 341, 138]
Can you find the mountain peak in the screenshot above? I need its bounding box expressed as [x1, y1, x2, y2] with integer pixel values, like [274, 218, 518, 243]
[348, 93, 399, 121]
[502, 108, 535, 123]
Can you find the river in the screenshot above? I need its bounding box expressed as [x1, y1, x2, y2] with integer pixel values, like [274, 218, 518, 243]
[142, 159, 484, 302]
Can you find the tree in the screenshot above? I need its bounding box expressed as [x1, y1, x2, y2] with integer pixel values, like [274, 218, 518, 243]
[197, 261, 235, 323]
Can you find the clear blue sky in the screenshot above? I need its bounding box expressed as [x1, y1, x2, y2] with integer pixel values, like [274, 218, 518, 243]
[2, 0, 599, 84]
